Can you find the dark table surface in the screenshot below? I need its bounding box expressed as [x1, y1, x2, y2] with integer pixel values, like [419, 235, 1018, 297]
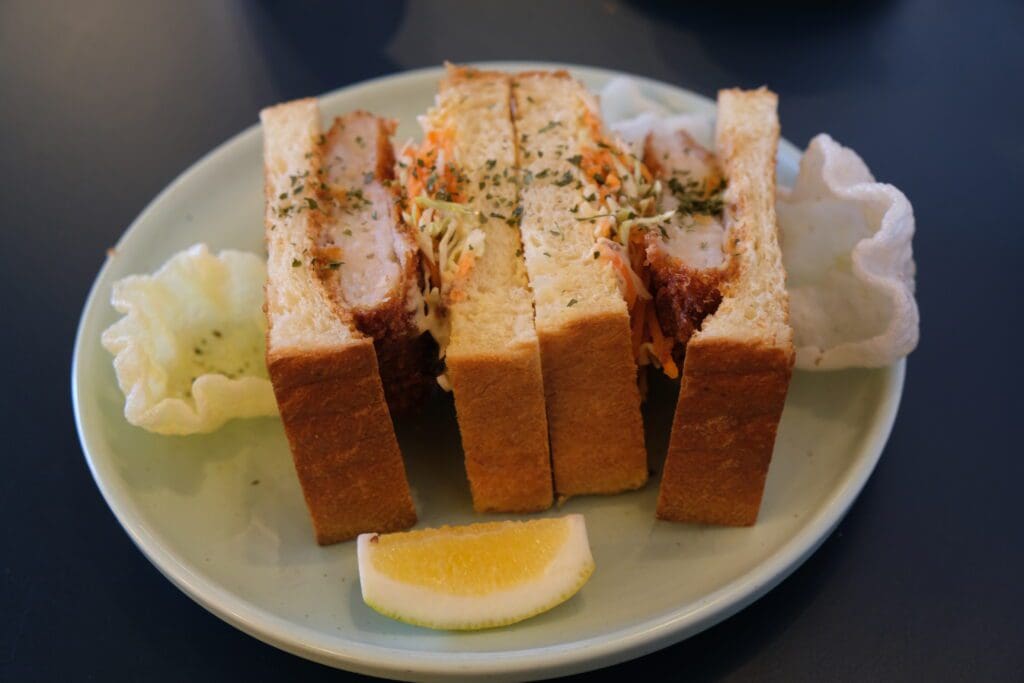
[3, 0, 1022, 680]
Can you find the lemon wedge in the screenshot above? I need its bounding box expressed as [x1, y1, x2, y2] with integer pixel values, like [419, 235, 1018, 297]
[357, 514, 594, 630]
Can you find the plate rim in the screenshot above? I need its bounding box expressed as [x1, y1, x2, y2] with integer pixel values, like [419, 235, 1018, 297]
[72, 61, 906, 681]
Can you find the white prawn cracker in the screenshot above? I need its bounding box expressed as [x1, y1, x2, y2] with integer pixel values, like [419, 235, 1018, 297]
[101, 243, 278, 435]
[777, 134, 917, 368]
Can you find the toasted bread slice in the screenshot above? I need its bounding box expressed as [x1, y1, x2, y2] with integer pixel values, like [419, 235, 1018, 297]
[512, 71, 647, 496]
[405, 66, 552, 512]
[261, 100, 416, 544]
[655, 88, 795, 526]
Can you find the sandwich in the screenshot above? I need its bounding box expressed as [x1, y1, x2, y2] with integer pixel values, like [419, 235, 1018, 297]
[643, 89, 794, 525]
[260, 68, 793, 538]
[511, 70, 649, 496]
[260, 100, 419, 544]
[398, 66, 553, 512]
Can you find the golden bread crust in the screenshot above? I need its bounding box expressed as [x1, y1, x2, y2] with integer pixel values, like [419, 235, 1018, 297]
[539, 313, 648, 496]
[447, 344, 553, 512]
[655, 340, 792, 525]
[267, 343, 416, 544]
[442, 62, 518, 87]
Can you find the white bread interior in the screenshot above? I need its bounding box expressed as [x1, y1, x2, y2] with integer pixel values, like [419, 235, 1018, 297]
[696, 89, 792, 350]
[262, 100, 354, 353]
[429, 70, 539, 352]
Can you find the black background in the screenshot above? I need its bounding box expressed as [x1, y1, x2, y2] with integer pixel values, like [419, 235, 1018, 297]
[2, 1, 1022, 680]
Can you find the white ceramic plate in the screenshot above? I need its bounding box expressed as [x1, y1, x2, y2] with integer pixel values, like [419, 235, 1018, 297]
[72, 63, 905, 682]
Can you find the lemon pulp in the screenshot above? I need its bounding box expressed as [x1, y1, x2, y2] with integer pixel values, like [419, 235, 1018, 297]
[369, 519, 569, 596]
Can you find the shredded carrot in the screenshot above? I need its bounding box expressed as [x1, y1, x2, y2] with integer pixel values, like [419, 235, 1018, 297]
[627, 236, 647, 271]
[320, 245, 343, 261]
[646, 305, 679, 379]
[597, 242, 637, 309]
[631, 298, 647, 358]
[580, 148, 614, 176]
[598, 241, 657, 368]
[424, 258, 441, 290]
[579, 142, 644, 202]
[326, 183, 349, 203]
[581, 108, 602, 136]
[454, 250, 475, 279]
[576, 118, 675, 377]
[446, 251, 477, 303]
[404, 128, 461, 204]
[580, 147, 616, 202]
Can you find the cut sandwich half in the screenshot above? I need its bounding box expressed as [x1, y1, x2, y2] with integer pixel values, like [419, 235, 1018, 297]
[511, 71, 649, 496]
[398, 65, 553, 512]
[261, 100, 417, 544]
[651, 88, 795, 525]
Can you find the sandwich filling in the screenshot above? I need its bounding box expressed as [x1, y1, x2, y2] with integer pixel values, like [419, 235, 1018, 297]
[395, 69, 732, 388]
[397, 127, 486, 365]
[642, 129, 732, 370]
[551, 108, 730, 379]
[308, 111, 437, 412]
[566, 117, 679, 377]
[397, 67, 553, 512]
[398, 69, 536, 391]
[313, 114, 413, 311]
